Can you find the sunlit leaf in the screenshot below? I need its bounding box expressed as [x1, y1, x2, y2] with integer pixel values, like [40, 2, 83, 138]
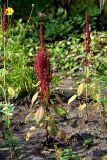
[77, 83, 85, 96]
[31, 92, 39, 105]
[68, 95, 77, 104]
[25, 113, 34, 123]
[78, 103, 86, 111]
[85, 67, 90, 78]
[34, 107, 44, 125]
[8, 87, 15, 99]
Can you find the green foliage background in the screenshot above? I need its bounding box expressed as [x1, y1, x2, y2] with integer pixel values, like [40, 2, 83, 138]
[0, 0, 107, 99]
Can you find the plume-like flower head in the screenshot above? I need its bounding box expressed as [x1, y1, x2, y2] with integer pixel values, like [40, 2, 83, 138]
[85, 9, 90, 66]
[2, 4, 7, 32]
[34, 24, 51, 100]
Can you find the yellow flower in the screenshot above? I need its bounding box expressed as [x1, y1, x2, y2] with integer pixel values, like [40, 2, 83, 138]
[6, 7, 14, 16]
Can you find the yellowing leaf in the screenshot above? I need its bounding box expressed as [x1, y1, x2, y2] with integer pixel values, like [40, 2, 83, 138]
[31, 92, 39, 105]
[68, 95, 77, 104]
[78, 103, 86, 111]
[85, 67, 90, 78]
[8, 87, 15, 99]
[77, 83, 85, 96]
[25, 113, 34, 123]
[34, 107, 44, 125]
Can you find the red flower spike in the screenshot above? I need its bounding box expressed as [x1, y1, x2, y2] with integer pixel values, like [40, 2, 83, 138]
[85, 9, 90, 66]
[2, 4, 7, 32]
[34, 24, 51, 101]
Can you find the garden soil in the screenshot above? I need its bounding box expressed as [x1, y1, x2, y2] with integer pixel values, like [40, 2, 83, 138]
[0, 75, 107, 160]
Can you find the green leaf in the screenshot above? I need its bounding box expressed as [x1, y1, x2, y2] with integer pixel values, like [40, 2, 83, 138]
[55, 107, 67, 118]
[8, 87, 15, 99]
[77, 83, 85, 96]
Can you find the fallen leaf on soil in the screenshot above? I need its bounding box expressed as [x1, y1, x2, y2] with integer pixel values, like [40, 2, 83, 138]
[68, 94, 77, 104]
[26, 126, 36, 141]
[78, 103, 86, 110]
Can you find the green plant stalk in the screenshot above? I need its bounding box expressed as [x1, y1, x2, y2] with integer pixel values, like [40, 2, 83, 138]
[85, 66, 89, 120]
[27, 4, 34, 27]
[3, 33, 7, 103]
[7, 0, 8, 7]
[85, 82, 88, 120]
[45, 100, 50, 145]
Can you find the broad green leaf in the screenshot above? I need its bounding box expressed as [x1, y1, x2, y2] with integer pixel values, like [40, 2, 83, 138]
[55, 106, 67, 118]
[8, 87, 15, 99]
[101, 58, 107, 70]
[0, 68, 6, 78]
[68, 95, 77, 104]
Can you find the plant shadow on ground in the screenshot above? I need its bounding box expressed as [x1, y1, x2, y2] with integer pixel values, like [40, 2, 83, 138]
[0, 77, 107, 160]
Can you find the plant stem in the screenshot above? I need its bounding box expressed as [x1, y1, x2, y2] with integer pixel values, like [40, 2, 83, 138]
[3, 33, 7, 103]
[26, 4, 34, 27]
[85, 66, 89, 121]
[85, 82, 88, 120]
